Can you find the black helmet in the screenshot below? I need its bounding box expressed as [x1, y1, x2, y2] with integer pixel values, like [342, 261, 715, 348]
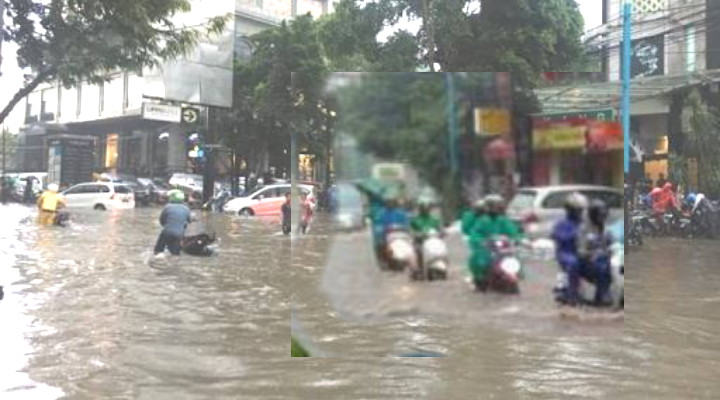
[588, 199, 609, 225]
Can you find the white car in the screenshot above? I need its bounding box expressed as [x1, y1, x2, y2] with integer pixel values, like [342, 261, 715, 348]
[507, 185, 623, 239]
[61, 182, 135, 210]
[223, 184, 315, 216]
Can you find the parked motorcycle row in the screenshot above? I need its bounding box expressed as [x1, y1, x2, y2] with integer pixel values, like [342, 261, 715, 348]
[630, 192, 720, 245]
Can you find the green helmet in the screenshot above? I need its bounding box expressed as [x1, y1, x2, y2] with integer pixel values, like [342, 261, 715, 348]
[168, 189, 185, 203]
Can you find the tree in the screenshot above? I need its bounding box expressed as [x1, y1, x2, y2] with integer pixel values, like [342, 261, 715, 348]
[224, 14, 331, 178]
[0, 0, 226, 126]
[1, 127, 17, 172]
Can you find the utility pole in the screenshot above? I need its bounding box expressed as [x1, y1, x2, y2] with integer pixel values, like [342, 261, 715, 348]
[622, 0, 632, 230]
[445, 73, 459, 173]
[290, 130, 299, 239]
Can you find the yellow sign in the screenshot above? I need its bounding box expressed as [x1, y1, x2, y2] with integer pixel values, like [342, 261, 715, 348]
[533, 125, 586, 150]
[475, 108, 511, 137]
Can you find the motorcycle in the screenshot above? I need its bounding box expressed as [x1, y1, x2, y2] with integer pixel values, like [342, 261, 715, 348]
[483, 236, 523, 294]
[383, 225, 418, 272]
[54, 210, 70, 227]
[203, 189, 232, 212]
[415, 229, 449, 281]
[626, 216, 643, 246]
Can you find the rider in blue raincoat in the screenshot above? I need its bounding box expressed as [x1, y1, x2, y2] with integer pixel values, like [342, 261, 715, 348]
[551, 193, 587, 306]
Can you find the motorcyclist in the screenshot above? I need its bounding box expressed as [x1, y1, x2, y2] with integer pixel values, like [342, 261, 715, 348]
[377, 195, 410, 263]
[36, 183, 67, 225]
[462, 199, 486, 237]
[468, 194, 522, 291]
[653, 182, 680, 215]
[685, 192, 717, 236]
[551, 192, 587, 306]
[578, 199, 614, 306]
[410, 199, 443, 266]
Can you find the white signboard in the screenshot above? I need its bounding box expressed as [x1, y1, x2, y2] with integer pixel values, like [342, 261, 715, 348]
[142, 103, 182, 122]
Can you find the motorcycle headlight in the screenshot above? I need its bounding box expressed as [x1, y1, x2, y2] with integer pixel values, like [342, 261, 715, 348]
[500, 258, 521, 276]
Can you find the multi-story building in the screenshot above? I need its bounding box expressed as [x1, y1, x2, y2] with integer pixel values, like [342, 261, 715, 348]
[16, 0, 335, 185]
[533, 0, 720, 188]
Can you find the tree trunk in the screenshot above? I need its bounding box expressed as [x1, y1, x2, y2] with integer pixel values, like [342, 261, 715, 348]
[422, 0, 436, 72]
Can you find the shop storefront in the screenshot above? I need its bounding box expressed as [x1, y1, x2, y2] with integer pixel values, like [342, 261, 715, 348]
[531, 117, 623, 188]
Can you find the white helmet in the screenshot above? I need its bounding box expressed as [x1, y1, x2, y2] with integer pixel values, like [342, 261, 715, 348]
[47, 183, 59, 192]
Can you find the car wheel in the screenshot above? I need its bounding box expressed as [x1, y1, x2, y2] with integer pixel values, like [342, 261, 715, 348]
[238, 208, 254, 217]
[94, 204, 107, 211]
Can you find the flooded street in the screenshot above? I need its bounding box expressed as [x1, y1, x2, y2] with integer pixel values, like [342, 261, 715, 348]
[0, 204, 289, 399]
[2, 203, 719, 399]
[292, 218, 717, 399]
[626, 238, 720, 399]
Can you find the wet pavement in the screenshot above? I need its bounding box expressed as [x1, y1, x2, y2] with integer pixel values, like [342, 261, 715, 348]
[0, 204, 289, 399]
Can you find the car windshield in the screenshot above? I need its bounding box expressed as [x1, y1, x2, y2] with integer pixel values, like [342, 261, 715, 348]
[508, 190, 537, 211]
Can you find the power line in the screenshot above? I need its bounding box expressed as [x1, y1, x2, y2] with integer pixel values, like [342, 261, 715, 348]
[584, 11, 720, 59]
[587, 4, 718, 48]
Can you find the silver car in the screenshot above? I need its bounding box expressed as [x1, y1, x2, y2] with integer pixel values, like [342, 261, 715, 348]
[507, 185, 623, 239]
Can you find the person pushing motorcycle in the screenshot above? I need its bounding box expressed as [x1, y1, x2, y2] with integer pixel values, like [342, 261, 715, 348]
[36, 183, 66, 225]
[468, 194, 522, 291]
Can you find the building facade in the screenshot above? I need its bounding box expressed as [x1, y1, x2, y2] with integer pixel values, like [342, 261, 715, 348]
[533, 0, 719, 190]
[16, 0, 336, 186]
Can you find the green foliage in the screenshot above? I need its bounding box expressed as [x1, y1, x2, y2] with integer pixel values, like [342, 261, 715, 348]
[687, 88, 720, 197]
[227, 14, 333, 173]
[1, 0, 227, 125]
[291, 337, 311, 357]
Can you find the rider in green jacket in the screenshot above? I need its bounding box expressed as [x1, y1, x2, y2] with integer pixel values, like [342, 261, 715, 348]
[461, 199, 487, 237]
[467, 195, 522, 291]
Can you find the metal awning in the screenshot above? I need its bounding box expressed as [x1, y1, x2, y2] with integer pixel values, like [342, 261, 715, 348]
[534, 69, 720, 114]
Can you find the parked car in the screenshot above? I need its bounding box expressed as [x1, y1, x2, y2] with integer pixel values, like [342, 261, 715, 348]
[61, 182, 135, 210]
[223, 184, 315, 216]
[507, 185, 623, 239]
[98, 173, 151, 206]
[169, 173, 204, 192]
[137, 178, 170, 205]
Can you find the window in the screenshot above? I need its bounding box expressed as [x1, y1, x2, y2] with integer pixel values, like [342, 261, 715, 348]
[255, 0, 263, 8]
[581, 191, 622, 209]
[686, 25, 696, 72]
[103, 74, 125, 115]
[541, 191, 573, 209]
[64, 185, 87, 195]
[61, 87, 78, 120]
[80, 82, 100, 119]
[127, 73, 144, 109]
[41, 88, 57, 121]
[113, 185, 131, 194]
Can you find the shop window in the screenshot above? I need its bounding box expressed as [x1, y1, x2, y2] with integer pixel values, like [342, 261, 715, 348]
[686, 25, 696, 72]
[105, 134, 119, 169]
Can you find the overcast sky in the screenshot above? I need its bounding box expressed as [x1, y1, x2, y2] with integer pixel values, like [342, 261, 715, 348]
[0, 0, 603, 132]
